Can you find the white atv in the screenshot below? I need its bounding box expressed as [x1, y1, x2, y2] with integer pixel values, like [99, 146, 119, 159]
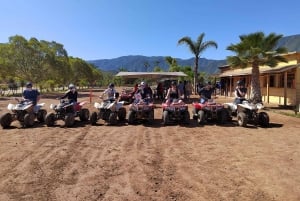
[224, 99, 269, 127]
[0, 98, 46, 128]
[90, 99, 126, 125]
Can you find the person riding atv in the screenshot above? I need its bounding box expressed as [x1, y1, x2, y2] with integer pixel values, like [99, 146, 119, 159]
[198, 82, 214, 104]
[234, 80, 247, 104]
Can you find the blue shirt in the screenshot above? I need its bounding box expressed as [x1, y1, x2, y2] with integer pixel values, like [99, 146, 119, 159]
[23, 89, 40, 105]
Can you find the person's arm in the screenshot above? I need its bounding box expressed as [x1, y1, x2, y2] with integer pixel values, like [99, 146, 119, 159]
[165, 88, 171, 99]
[100, 89, 108, 99]
[60, 91, 69, 99]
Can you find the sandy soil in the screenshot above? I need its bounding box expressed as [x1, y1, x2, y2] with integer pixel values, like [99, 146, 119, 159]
[0, 88, 299, 201]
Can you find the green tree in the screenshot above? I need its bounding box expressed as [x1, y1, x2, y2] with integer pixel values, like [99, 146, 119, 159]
[227, 32, 288, 103]
[178, 33, 217, 94]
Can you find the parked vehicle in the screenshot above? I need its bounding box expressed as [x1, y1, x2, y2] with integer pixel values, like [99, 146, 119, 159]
[161, 99, 189, 125]
[0, 98, 46, 128]
[90, 99, 126, 125]
[127, 96, 154, 124]
[119, 89, 135, 104]
[192, 99, 227, 125]
[45, 99, 89, 127]
[224, 100, 269, 127]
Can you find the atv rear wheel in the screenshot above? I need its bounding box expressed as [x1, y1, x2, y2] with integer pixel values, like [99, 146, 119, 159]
[148, 109, 154, 123]
[24, 113, 35, 127]
[183, 110, 190, 124]
[258, 112, 269, 127]
[45, 113, 56, 127]
[37, 109, 47, 122]
[118, 107, 126, 121]
[90, 112, 98, 125]
[0, 113, 12, 129]
[217, 109, 227, 124]
[79, 108, 90, 121]
[237, 112, 247, 127]
[65, 113, 75, 127]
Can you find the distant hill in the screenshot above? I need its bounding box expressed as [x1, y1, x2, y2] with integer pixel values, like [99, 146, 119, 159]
[88, 34, 300, 74]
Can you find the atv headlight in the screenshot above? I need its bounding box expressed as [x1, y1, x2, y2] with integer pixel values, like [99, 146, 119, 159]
[256, 103, 264, 110]
[94, 102, 101, 108]
[7, 103, 14, 110]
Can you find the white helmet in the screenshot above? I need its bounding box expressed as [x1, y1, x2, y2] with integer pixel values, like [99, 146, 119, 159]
[69, 83, 75, 89]
[140, 81, 145, 86]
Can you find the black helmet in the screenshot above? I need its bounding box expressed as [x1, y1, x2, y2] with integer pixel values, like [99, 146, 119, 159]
[237, 80, 244, 86]
[26, 82, 32, 88]
[109, 83, 114, 88]
[171, 81, 176, 86]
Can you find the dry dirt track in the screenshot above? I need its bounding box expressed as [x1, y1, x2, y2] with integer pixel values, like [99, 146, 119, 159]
[0, 89, 299, 201]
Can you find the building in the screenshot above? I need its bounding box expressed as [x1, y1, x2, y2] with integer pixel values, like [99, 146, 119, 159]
[218, 52, 300, 109]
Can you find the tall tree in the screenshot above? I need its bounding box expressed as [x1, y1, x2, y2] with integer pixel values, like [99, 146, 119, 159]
[227, 32, 288, 103]
[178, 33, 217, 94]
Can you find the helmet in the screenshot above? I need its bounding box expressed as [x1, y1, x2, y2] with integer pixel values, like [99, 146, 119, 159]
[237, 80, 244, 86]
[109, 83, 114, 88]
[69, 83, 75, 89]
[26, 82, 32, 88]
[140, 81, 145, 86]
[171, 81, 176, 86]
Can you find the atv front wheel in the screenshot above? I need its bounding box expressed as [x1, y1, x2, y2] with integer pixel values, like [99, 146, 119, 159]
[0, 113, 12, 129]
[237, 112, 247, 127]
[24, 113, 35, 127]
[65, 113, 75, 127]
[45, 113, 56, 127]
[197, 110, 205, 124]
[258, 112, 269, 127]
[162, 110, 169, 125]
[79, 108, 90, 121]
[37, 109, 47, 122]
[118, 107, 126, 121]
[90, 112, 98, 125]
[108, 112, 117, 125]
[127, 110, 136, 125]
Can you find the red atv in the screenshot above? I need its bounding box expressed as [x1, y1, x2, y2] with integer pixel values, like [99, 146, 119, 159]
[127, 96, 155, 124]
[162, 99, 190, 125]
[45, 99, 90, 127]
[192, 99, 227, 125]
[119, 88, 135, 104]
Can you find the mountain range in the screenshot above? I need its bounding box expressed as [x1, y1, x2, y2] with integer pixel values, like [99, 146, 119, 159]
[88, 34, 300, 74]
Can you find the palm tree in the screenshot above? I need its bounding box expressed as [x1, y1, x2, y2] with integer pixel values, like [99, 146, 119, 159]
[178, 33, 217, 94]
[227, 32, 288, 103]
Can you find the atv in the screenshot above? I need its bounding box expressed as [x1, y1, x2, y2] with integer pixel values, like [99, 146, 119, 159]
[45, 99, 90, 127]
[90, 99, 126, 125]
[161, 99, 190, 125]
[127, 96, 154, 124]
[0, 98, 46, 128]
[224, 99, 269, 127]
[192, 99, 227, 125]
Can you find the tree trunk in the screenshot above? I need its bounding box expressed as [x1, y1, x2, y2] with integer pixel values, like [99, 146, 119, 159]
[193, 56, 199, 95]
[251, 62, 262, 103]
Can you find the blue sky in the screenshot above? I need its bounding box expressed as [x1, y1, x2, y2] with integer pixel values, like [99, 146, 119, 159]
[0, 0, 299, 61]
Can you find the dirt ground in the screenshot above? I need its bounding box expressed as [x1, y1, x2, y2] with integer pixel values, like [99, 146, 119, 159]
[0, 88, 299, 201]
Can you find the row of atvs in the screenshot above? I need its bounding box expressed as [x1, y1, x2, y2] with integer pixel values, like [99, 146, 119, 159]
[0, 97, 270, 129]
